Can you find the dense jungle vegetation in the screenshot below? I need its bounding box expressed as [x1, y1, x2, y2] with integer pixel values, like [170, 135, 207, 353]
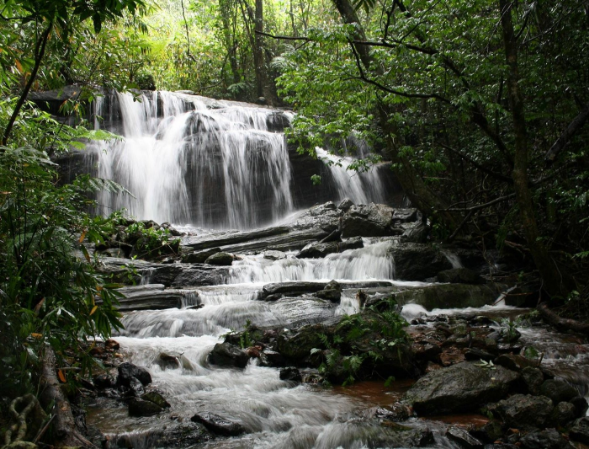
[0, 0, 588, 444]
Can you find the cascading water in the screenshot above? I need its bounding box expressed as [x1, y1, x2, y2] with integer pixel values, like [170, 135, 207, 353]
[315, 148, 387, 206]
[88, 91, 393, 229]
[91, 91, 294, 228]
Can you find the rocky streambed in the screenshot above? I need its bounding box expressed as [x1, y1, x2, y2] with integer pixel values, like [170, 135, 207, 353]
[78, 200, 589, 449]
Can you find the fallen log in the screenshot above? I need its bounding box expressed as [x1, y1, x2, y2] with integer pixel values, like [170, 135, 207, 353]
[38, 347, 97, 448]
[537, 302, 589, 336]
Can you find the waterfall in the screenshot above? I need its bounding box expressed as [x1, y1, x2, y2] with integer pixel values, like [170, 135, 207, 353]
[91, 91, 294, 228]
[315, 147, 387, 205]
[89, 91, 393, 229]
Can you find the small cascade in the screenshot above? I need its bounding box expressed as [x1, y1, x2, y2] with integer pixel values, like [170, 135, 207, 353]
[315, 147, 387, 205]
[228, 240, 395, 284]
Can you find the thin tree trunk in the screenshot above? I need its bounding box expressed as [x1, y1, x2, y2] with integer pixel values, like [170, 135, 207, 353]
[499, 0, 568, 298]
[2, 20, 53, 146]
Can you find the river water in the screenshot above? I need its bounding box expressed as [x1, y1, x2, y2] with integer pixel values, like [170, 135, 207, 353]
[85, 92, 589, 448]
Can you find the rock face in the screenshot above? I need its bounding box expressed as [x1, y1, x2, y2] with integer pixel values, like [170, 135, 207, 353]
[437, 268, 484, 284]
[389, 244, 453, 281]
[191, 412, 246, 436]
[404, 362, 519, 414]
[341, 203, 403, 238]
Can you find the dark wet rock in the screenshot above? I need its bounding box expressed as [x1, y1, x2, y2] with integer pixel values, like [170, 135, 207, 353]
[550, 401, 577, 426]
[191, 412, 246, 436]
[494, 354, 536, 372]
[400, 222, 430, 243]
[571, 396, 588, 417]
[404, 362, 519, 415]
[260, 281, 327, 300]
[540, 379, 579, 404]
[521, 366, 544, 395]
[156, 421, 211, 448]
[126, 376, 145, 397]
[392, 283, 505, 310]
[263, 250, 286, 260]
[465, 348, 495, 362]
[490, 394, 553, 429]
[181, 247, 221, 263]
[117, 362, 152, 387]
[183, 226, 291, 251]
[378, 424, 434, 448]
[93, 374, 116, 390]
[570, 417, 589, 444]
[437, 268, 485, 285]
[205, 251, 234, 266]
[297, 237, 363, 258]
[141, 391, 171, 409]
[320, 228, 342, 243]
[159, 351, 181, 369]
[128, 397, 164, 417]
[338, 198, 354, 211]
[316, 280, 343, 302]
[447, 426, 483, 448]
[393, 208, 418, 223]
[259, 349, 286, 367]
[388, 243, 453, 281]
[116, 285, 188, 311]
[279, 367, 302, 382]
[341, 203, 403, 237]
[519, 428, 572, 449]
[276, 324, 325, 361]
[171, 265, 230, 287]
[471, 420, 504, 444]
[208, 342, 249, 368]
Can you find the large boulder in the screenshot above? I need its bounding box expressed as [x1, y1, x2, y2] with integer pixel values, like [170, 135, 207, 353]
[276, 324, 325, 361]
[490, 394, 553, 429]
[389, 243, 453, 281]
[539, 379, 579, 404]
[341, 203, 403, 238]
[208, 342, 249, 368]
[404, 362, 519, 415]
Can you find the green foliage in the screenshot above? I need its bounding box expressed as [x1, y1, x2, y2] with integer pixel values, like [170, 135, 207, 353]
[0, 144, 126, 397]
[311, 297, 409, 386]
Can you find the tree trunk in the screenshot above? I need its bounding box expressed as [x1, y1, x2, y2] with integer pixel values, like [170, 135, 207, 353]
[499, 0, 568, 299]
[39, 348, 96, 448]
[253, 0, 278, 105]
[219, 0, 241, 85]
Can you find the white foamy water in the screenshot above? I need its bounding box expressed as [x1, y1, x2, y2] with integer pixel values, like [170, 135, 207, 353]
[93, 91, 294, 228]
[227, 240, 395, 284]
[315, 147, 387, 205]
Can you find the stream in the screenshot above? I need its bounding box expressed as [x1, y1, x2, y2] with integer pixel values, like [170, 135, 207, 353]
[80, 91, 589, 448]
